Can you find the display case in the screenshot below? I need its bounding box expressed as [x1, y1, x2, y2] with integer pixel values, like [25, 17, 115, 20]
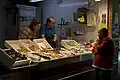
[4, 40, 42, 63]
[0, 39, 93, 80]
[2, 39, 92, 69]
[60, 40, 92, 55]
[4, 39, 62, 63]
[0, 48, 30, 68]
[61, 40, 80, 50]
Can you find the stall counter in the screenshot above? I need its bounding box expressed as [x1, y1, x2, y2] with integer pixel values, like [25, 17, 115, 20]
[0, 52, 92, 80]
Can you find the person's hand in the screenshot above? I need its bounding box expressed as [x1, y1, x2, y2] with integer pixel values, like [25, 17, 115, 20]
[91, 41, 97, 47]
[53, 34, 57, 42]
[52, 39, 56, 42]
[91, 41, 98, 54]
[41, 34, 45, 38]
[90, 46, 96, 53]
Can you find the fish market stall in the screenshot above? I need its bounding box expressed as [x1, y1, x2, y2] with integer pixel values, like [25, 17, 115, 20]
[0, 39, 92, 80]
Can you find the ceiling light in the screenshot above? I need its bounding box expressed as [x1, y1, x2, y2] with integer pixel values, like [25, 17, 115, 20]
[30, 0, 43, 2]
[95, 0, 100, 1]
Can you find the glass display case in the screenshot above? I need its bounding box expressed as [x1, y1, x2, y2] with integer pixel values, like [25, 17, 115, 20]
[2, 39, 92, 69]
[0, 39, 93, 80]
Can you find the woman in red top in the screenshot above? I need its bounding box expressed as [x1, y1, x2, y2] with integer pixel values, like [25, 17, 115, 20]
[92, 28, 114, 80]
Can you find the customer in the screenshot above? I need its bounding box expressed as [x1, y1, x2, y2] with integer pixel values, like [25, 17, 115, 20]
[92, 28, 114, 80]
[40, 17, 57, 48]
[19, 19, 40, 39]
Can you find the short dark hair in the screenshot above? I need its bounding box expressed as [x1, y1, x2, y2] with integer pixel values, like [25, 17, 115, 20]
[46, 16, 54, 24]
[99, 28, 108, 37]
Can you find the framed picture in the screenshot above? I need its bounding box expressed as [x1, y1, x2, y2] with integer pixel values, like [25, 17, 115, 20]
[101, 14, 106, 24]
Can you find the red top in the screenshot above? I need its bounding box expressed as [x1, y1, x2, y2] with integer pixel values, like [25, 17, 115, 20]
[92, 37, 114, 69]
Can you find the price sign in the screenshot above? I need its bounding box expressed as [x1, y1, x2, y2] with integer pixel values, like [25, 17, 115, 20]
[77, 8, 87, 24]
[77, 12, 87, 24]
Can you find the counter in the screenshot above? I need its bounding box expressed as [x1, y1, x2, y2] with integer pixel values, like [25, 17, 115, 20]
[31, 53, 92, 80]
[0, 53, 92, 80]
[0, 39, 93, 80]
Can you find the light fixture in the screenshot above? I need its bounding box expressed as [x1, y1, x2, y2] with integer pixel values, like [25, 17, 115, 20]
[30, 0, 43, 2]
[95, 0, 101, 1]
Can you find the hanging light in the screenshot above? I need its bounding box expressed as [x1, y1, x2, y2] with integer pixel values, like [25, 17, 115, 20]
[95, 0, 101, 1]
[30, 0, 44, 2]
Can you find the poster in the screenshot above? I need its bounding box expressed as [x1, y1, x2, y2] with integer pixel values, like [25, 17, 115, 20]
[87, 12, 96, 27]
[100, 14, 107, 29]
[17, 4, 36, 27]
[101, 14, 106, 24]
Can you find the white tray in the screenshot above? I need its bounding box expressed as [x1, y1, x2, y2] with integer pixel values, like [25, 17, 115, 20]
[61, 40, 80, 50]
[33, 38, 53, 50]
[0, 49, 30, 68]
[5, 40, 31, 54]
[19, 39, 42, 53]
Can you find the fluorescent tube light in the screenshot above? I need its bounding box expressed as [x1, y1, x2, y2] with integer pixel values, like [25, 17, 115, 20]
[95, 0, 100, 1]
[30, 0, 43, 2]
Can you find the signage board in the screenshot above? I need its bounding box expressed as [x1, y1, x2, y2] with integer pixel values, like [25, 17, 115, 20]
[17, 4, 36, 27]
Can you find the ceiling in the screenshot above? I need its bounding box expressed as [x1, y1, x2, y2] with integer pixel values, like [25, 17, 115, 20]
[8, 0, 30, 3]
[8, 0, 40, 6]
